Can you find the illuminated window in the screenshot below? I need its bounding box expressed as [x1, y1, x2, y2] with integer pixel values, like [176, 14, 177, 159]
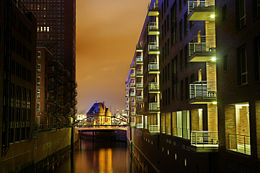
[37, 89, 40, 99]
[37, 76, 40, 86]
[37, 64, 41, 73]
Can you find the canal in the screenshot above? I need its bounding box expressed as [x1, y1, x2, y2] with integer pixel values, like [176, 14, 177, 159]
[55, 137, 139, 173]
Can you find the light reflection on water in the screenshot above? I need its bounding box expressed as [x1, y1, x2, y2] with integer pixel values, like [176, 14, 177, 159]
[56, 138, 133, 173]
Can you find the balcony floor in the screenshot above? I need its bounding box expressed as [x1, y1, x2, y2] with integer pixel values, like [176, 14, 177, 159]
[188, 7, 215, 21]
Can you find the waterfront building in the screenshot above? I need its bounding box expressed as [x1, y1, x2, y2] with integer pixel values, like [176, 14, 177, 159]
[87, 102, 112, 126]
[0, 0, 36, 162]
[21, 0, 77, 125]
[216, 0, 260, 171]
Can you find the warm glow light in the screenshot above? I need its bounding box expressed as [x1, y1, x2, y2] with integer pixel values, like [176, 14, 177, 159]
[212, 101, 217, 105]
[210, 14, 215, 19]
[211, 57, 216, 61]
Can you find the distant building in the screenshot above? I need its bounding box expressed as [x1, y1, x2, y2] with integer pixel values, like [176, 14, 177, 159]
[87, 102, 112, 125]
[0, 0, 36, 155]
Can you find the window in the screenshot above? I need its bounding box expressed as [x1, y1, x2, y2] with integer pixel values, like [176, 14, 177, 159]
[171, 2, 177, 46]
[222, 5, 227, 21]
[37, 89, 40, 99]
[37, 64, 41, 73]
[37, 102, 40, 112]
[184, 12, 188, 36]
[255, 37, 260, 80]
[237, 0, 246, 29]
[37, 51, 41, 59]
[237, 45, 248, 85]
[179, 0, 182, 12]
[223, 55, 228, 72]
[179, 20, 183, 41]
[37, 76, 41, 86]
[256, 0, 260, 17]
[180, 49, 183, 71]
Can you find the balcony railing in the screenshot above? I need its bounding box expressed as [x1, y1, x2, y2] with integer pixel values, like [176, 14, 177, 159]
[136, 123, 144, 129]
[136, 83, 143, 89]
[131, 102, 135, 106]
[136, 70, 143, 76]
[228, 134, 251, 155]
[130, 92, 135, 97]
[136, 96, 143, 102]
[131, 112, 136, 116]
[149, 102, 160, 111]
[130, 122, 136, 127]
[191, 131, 218, 147]
[130, 73, 135, 78]
[189, 36, 216, 58]
[189, 81, 216, 101]
[148, 82, 159, 91]
[172, 127, 191, 140]
[149, 125, 160, 133]
[148, 43, 159, 52]
[136, 56, 143, 63]
[188, 0, 215, 15]
[148, 63, 159, 71]
[148, 22, 159, 31]
[130, 83, 135, 87]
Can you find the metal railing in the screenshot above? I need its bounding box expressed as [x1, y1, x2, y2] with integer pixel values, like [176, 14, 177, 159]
[228, 134, 251, 155]
[189, 36, 216, 57]
[130, 122, 136, 127]
[136, 83, 143, 88]
[148, 63, 159, 71]
[189, 81, 217, 100]
[136, 70, 143, 76]
[136, 56, 143, 63]
[130, 83, 135, 87]
[136, 123, 144, 129]
[148, 82, 160, 91]
[130, 92, 135, 97]
[191, 131, 218, 147]
[148, 43, 159, 51]
[148, 22, 159, 32]
[130, 73, 135, 78]
[136, 96, 143, 102]
[149, 102, 160, 111]
[149, 125, 160, 133]
[188, 0, 215, 14]
[131, 112, 136, 116]
[131, 102, 136, 106]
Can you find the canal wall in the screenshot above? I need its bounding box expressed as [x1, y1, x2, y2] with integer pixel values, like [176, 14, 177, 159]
[0, 127, 78, 173]
[128, 127, 219, 173]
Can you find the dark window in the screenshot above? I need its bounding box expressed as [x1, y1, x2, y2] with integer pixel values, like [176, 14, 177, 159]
[180, 80, 184, 101]
[180, 49, 183, 71]
[184, 45, 188, 68]
[179, 0, 182, 12]
[171, 2, 177, 46]
[222, 5, 227, 21]
[184, 12, 188, 36]
[185, 77, 189, 100]
[258, 0, 260, 17]
[237, 45, 248, 85]
[236, 0, 246, 29]
[179, 19, 183, 41]
[255, 37, 260, 80]
[223, 55, 228, 72]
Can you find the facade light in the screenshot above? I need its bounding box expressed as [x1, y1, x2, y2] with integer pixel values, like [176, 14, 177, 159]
[211, 57, 216, 61]
[210, 14, 215, 19]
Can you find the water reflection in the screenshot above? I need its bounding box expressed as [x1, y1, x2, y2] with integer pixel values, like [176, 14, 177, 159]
[56, 138, 133, 173]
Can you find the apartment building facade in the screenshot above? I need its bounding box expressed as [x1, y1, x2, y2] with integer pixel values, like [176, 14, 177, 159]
[216, 0, 260, 172]
[0, 0, 36, 155]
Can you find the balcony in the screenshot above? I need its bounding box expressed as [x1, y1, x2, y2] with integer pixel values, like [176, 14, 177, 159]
[149, 102, 160, 112]
[189, 81, 217, 104]
[130, 73, 135, 78]
[191, 131, 218, 151]
[131, 112, 136, 116]
[227, 134, 251, 155]
[148, 22, 159, 35]
[149, 125, 160, 134]
[188, 0, 215, 21]
[136, 56, 143, 64]
[136, 96, 143, 102]
[148, 43, 160, 54]
[148, 63, 159, 72]
[136, 70, 143, 77]
[130, 82, 135, 87]
[148, 3, 159, 16]
[131, 101, 136, 107]
[136, 83, 143, 89]
[130, 92, 135, 97]
[136, 123, 144, 129]
[189, 36, 216, 62]
[148, 82, 160, 93]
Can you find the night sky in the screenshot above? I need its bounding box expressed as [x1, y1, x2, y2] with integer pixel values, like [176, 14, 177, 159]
[76, 0, 150, 113]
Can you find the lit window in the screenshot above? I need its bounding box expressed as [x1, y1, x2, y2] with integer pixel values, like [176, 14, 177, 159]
[37, 51, 41, 59]
[37, 64, 41, 73]
[37, 89, 40, 99]
[37, 76, 40, 86]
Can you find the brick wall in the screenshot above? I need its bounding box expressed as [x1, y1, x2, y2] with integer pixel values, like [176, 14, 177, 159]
[208, 104, 218, 132]
[256, 101, 260, 158]
[191, 109, 199, 130]
[225, 105, 236, 149]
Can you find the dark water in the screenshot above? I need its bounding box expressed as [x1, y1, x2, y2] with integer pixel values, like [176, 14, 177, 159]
[55, 138, 138, 173]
